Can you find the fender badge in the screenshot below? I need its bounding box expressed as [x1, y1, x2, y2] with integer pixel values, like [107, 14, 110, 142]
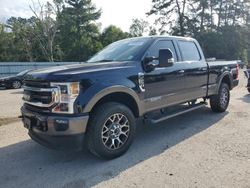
[138, 73, 145, 92]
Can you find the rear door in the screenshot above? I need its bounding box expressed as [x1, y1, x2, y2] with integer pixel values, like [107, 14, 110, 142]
[176, 40, 208, 100]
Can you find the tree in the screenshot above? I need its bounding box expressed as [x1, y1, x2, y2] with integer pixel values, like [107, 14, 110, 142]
[196, 25, 247, 61]
[189, 0, 210, 31]
[129, 18, 149, 37]
[214, 0, 250, 28]
[147, 0, 250, 62]
[6, 17, 40, 62]
[57, 0, 102, 61]
[0, 0, 249, 63]
[101, 25, 130, 47]
[148, 26, 158, 36]
[0, 24, 14, 61]
[29, 0, 64, 62]
[148, 0, 189, 36]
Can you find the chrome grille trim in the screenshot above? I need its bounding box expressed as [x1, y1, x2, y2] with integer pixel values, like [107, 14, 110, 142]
[23, 86, 56, 92]
[23, 86, 60, 108]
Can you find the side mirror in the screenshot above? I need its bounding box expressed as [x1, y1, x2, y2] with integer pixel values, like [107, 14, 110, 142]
[142, 56, 158, 73]
[158, 49, 174, 68]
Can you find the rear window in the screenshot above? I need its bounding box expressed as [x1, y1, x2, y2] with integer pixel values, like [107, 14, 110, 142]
[178, 41, 201, 61]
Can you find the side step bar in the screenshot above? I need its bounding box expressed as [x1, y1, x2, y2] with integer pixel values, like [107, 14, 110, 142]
[146, 102, 207, 124]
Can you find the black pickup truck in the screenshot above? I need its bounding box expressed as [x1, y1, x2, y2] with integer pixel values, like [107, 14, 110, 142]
[21, 36, 239, 159]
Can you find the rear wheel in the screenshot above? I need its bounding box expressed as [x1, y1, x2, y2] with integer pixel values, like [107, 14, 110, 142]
[12, 81, 22, 89]
[210, 83, 230, 112]
[86, 102, 136, 159]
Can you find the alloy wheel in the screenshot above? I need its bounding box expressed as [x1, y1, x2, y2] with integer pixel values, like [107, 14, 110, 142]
[12, 81, 21, 89]
[101, 113, 130, 150]
[220, 87, 229, 108]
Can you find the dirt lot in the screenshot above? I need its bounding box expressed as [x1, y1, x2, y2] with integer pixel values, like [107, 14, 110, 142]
[0, 70, 250, 188]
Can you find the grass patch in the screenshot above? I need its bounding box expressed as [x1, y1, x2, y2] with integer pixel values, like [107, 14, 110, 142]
[0, 117, 20, 126]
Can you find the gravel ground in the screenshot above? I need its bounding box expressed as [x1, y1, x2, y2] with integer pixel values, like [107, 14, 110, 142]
[0, 88, 23, 117]
[0, 70, 250, 188]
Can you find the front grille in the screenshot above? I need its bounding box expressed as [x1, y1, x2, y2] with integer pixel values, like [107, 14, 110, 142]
[23, 80, 60, 108]
[24, 80, 50, 88]
[23, 90, 52, 104]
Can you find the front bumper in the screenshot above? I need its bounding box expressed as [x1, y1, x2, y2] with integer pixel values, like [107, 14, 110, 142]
[21, 107, 89, 151]
[0, 81, 11, 88]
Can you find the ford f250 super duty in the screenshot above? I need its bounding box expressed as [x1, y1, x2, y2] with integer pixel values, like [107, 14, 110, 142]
[21, 36, 239, 159]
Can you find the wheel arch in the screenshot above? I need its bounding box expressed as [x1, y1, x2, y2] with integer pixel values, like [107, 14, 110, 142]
[216, 72, 233, 93]
[83, 86, 143, 118]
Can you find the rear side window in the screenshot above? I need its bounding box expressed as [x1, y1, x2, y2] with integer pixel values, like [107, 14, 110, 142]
[178, 41, 201, 61]
[147, 40, 177, 61]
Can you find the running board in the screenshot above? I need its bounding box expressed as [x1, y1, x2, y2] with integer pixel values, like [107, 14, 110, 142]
[146, 102, 207, 124]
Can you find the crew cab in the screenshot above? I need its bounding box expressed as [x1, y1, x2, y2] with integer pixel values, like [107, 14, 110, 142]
[21, 36, 239, 159]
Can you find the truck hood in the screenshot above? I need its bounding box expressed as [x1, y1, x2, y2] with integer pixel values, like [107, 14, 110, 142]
[25, 61, 136, 81]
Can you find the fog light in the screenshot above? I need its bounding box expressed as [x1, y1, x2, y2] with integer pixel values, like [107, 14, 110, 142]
[54, 119, 69, 132]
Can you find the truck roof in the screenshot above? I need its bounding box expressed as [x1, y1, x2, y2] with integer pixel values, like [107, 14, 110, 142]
[119, 35, 196, 43]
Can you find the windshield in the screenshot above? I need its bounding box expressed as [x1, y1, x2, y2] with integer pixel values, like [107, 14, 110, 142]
[17, 70, 29, 76]
[87, 38, 152, 63]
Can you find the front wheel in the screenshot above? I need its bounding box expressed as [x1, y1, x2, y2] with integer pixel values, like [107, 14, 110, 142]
[210, 83, 230, 113]
[12, 80, 22, 89]
[86, 102, 136, 159]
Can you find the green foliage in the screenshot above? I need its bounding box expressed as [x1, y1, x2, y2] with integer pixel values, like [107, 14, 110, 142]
[196, 26, 247, 60]
[241, 49, 248, 64]
[0, 24, 13, 61]
[0, 0, 249, 63]
[148, 0, 190, 36]
[129, 19, 149, 37]
[148, 0, 250, 61]
[5, 17, 45, 62]
[148, 26, 158, 36]
[101, 25, 130, 47]
[0, 0, 104, 62]
[57, 0, 102, 61]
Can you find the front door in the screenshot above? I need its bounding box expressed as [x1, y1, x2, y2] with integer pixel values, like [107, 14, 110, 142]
[143, 40, 188, 112]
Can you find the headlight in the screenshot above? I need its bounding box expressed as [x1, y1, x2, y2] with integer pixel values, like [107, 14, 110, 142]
[51, 82, 80, 114]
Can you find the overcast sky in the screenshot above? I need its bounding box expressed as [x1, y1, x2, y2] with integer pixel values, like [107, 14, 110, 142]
[0, 0, 154, 31]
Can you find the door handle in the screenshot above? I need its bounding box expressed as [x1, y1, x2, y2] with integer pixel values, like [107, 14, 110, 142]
[178, 70, 185, 74]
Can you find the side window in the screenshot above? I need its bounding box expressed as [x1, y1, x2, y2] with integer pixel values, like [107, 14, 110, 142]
[178, 41, 201, 61]
[147, 40, 177, 62]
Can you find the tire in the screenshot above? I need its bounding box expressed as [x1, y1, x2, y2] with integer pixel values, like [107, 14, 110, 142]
[85, 102, 136, 159]
[248, 88, 250, 93]
[210, 83, 230, 113]
[12, 80, 22, 89]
